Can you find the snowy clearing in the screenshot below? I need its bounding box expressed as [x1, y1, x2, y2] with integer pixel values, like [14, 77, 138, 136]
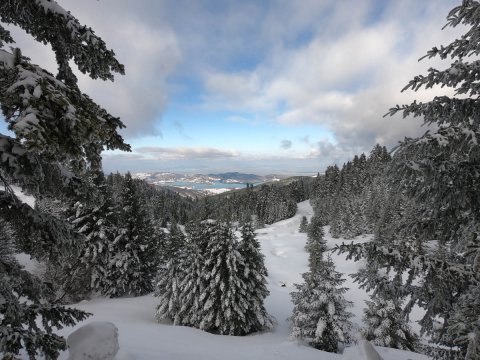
[47, 200, 428, 360]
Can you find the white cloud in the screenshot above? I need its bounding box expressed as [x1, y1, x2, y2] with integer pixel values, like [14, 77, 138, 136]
[6, 0, 182, 138]
[135, 146, 240, 160]
[199, 0, 461, 161]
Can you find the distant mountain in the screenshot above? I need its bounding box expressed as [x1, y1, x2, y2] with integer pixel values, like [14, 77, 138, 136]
[207, 172, 265, 183]
[132, 172, 287, 185]
[132, 172, 289, 197]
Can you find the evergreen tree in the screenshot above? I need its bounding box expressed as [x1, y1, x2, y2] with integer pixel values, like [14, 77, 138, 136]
[361, 295, 418, 351]
[177, 221, 209, 327]
[155, 222, 186, 325]
[290, 255, 353, 352]
[335, 3, 480, 358]
[0, 219, 90, 360]
[305, 218, 327, 272]
[0, 1, 128, 355]
[238, 222, 274, 332]
[67, 198, 117, 296]
[199, 221, 250, 335]
[107, 172, 159, 297]
[168, 220, 274, 335]
[299, 216, 309, 233]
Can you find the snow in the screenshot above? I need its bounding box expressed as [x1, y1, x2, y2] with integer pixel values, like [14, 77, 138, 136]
[342, 340, 383, 360]
[14, 252, 45, 277]
[67, 322, 119, 360]
[0, 184, 36, 208]
[19, 200, 428, 360]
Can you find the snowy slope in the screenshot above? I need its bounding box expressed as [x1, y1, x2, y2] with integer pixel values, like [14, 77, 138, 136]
[50, 200, 428, 360]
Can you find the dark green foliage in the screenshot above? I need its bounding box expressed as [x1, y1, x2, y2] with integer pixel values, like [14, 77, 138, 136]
[0, 219, 90, 360]
[107, 172, 159, 297]
[0, 2, 128, 356]
[371, 2, 480, 357]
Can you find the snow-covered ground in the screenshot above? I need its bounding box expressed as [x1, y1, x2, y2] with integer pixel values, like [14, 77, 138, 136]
[0, 184, 36, 208]
[31, 200, 427, 359]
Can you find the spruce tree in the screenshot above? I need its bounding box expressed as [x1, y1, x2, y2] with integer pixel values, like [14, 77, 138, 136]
[155, 222, 186, 324]
[305, 219, 327, 272]
[238, 222, 274, 332]
[108, 172, 159, 297]
[299, 216, 309, 233]
[199, 221, 250, 335]
[336, 3, 480, 358]
[0, 219, 90, 360]
[177, 221, 209, 327]
[290, 255, 353, 352]
[1, 1, 128, 356]
[361, 295, 418, 351]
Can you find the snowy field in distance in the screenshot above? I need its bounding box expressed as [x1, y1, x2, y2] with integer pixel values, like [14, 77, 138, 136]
[34, 200, 428, 360]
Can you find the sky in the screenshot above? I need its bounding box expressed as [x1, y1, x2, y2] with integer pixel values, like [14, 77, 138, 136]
[2, 0, 462, 175]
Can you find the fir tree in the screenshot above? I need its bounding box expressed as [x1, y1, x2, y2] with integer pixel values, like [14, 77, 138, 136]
[199, 221, 250, 335]
[299, 216, 309, 233]
[177, 221, 209, 327]
[305, 219, 327, 272]
[238, 222, 274, 332]
[107, 172, 159, 297]
[0, 219, 90, 360]
[0, 1, 128, 355]
[361, 295, 418, 351]
[155, 222, 186, 324]
[290, 255, 353, 352]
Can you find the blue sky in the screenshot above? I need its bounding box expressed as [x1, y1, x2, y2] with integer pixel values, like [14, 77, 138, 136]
[4, 0, 460, 174]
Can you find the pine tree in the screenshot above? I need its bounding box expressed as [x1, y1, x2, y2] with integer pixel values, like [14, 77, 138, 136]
[173, 220, 274, 335]
[177, 221, 209, 327]
[1, 2, 128, 355]
[155, 222, 186, 324]
[0, 219, 90, 360]
[199, 221, 250, 335]
[335, 3, 480, 358]
[305, 219, 327, 272]
[299, 216, 309, 233]
[107, 172, 159, 297]
[67, 198, 117, 296]
[382, 2, 480, 356]
[290, 255, 353, 352]
[361, 295, 418, 351]
[238, 222, 274, 332]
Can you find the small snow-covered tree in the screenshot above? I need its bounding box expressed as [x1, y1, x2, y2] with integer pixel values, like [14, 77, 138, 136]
[361, 295, 418, 351]
[238, 222, 274, 332]
[290, 255, 353, 352]
[299, 216, 309, 233]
